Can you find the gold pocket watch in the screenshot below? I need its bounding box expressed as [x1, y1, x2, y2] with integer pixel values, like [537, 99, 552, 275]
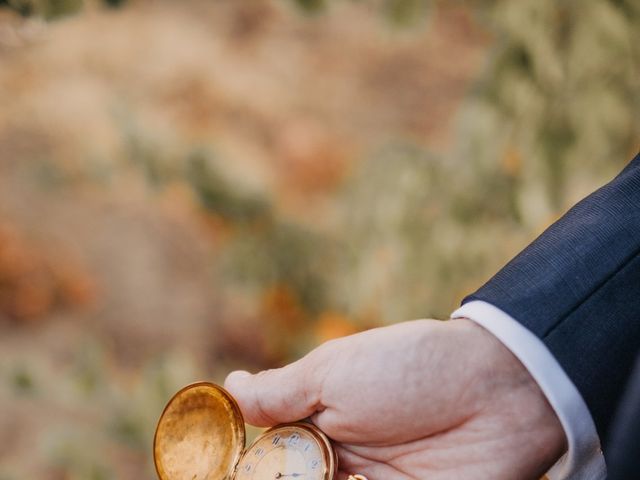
[153, 382, 367, 480]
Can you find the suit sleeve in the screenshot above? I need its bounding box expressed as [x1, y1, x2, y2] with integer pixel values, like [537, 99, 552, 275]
[463, 153, 640, 441]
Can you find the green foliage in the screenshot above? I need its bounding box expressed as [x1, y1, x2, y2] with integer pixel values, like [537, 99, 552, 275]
[1, 0, 81, 18]
[124, 144, 331, 321]
[0, 0, 126, 18]
[48, 434, 114, 480]
[334, 145, 443, 319]
[0, 0, 32, 16]
[470, 0, 640, 212]
[286, 0, 639, 212]
[184, 152, 331, 317]
[220, 221, 331, 316]
[290, 0, 326, 14]
[282, 0, 640, 212]
[187, 151, 272, 225]
[383, 0, 430, 26]
[110, 412, 147, 448]
[10, 366, 35, 394]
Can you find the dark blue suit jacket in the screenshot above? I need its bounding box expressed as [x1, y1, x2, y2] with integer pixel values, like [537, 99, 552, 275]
[463, 153, 640, 478]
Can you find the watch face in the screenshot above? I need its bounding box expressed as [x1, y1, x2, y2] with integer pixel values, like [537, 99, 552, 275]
[236, 424, 334, 480]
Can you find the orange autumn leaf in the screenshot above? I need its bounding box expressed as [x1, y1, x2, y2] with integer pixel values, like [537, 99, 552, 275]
[502, 146, 522, 177]
[260, 285, 306, 332]
[0, 222, 97, 322]
[314, 312, 359, 343]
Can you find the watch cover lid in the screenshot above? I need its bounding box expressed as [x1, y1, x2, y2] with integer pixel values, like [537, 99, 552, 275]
[154, 382, 246, 480]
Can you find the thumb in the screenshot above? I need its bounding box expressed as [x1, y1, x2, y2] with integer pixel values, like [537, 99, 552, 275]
[224, 356, 325, 427]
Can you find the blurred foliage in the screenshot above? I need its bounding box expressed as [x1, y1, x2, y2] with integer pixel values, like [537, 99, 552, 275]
[472, 0, 640, 211]
[3, 0, 635, 206]
[186, 152, 273, 225]
[0, 0, 429, 23]
[186, 152, 332, 322]
[0, 225, 96, 322]
[291, 0, 326, 14]
[0, 0, 124, 17]
[383, 0, 430, 26]
[10, 366, 35, 394]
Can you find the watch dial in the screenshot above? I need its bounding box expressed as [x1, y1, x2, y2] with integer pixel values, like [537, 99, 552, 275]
[236, 425, 329, 480]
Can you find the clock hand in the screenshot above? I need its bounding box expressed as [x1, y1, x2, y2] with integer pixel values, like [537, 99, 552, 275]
[275, 474, 305, 478]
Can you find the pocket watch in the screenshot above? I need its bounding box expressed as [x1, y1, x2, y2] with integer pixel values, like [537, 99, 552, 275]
[153, 381, 368, 480]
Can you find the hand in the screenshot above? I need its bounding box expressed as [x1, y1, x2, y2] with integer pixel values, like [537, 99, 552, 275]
[224, 319, 566, 480]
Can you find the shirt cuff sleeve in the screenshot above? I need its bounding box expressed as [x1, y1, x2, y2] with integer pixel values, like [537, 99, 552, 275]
[451, 300, 606, 480]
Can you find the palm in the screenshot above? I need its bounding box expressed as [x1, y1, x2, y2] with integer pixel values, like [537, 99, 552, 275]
[334, 417, 548, 480]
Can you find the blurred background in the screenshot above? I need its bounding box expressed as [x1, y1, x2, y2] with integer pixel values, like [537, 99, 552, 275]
[0, 0, 637, 478]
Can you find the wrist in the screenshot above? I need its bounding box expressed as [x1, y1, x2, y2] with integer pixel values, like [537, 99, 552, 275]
[452, 317, 568, 473]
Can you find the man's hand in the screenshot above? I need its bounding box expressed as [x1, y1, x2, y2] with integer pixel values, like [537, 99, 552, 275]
[224, 319, 566, 480]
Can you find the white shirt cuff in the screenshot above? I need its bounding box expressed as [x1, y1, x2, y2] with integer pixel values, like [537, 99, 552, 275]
[451, 300, 606, 480]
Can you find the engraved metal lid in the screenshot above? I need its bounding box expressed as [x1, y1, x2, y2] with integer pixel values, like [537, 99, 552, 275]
[153, 382, 246, 480]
